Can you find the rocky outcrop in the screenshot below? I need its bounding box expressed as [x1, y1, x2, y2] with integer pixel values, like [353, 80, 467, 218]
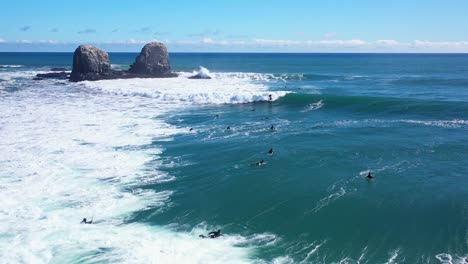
[33, 42, 179, 82]
[70, 45, 111, 82]
[129, 42, 177, 77]
[36, 71, 70, 79]
[188, 66, 212, 79]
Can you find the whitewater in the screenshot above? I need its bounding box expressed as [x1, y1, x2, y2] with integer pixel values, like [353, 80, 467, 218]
[0, 68, 287, 263]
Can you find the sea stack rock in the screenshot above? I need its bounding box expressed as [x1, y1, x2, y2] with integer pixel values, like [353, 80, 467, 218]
[70, 45, 111, 82]
[129, 42, 177, 77]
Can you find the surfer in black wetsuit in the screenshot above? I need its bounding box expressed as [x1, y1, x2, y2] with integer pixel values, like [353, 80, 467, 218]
[270, 125, 275, 130]
[81, 218, 92, 224]
[256, 160, 265, 166]
[366, 172, 374, 180]
[208, 229, 222, 238]
[226, 126, 231, 130]
[269, 94, 273, 101]
[189, 128, 193, 131]
[268, 148, 274, 155]
[199, 229, 222, 239]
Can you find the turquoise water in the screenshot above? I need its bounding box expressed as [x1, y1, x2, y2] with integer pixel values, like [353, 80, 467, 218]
[0, 53, 467, 263]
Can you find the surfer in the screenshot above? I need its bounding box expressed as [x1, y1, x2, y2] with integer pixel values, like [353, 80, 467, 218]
[80, 218, 92, 224]
[365, 172, 374, 180]
[214, 114, 219, 119]
[270, 125, 275, 130]
[269, 94, 273, 101]
[189, 128, 193, 131]
[256, 160, 265, 166]
[199, 229, 222, 239]
[226, 126, 231, 130]
[268, 148, 274, 155]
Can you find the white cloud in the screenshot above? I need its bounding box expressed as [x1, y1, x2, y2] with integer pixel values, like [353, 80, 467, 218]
[15, 40, 33, 44]
[202, 38, 214, 44]
[324, 32, 337, 38]
[412, 40, 468, 48]
[375, 39, 400, 45]
[100, 39, 160, 45]
[14, 40, 63, 44]
[252, 39, 369, 48]
[2, 38, 468, 52]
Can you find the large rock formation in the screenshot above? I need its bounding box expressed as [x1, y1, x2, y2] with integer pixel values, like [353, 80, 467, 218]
[35, 42, 178, 82]
[70, 45, 111, 82]
[129, 42, 176, 77]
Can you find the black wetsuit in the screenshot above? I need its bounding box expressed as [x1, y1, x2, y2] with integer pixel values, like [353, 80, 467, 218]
[200, 230, 222, 239]
[208, 230, 222, 238]
[81, 218, 92, 224]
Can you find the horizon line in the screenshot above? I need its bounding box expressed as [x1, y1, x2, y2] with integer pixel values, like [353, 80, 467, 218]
[1, 51, 468, 54]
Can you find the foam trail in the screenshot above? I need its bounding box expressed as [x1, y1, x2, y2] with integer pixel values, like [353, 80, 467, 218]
[299, 240, 327, 264]
[384, 248, 404, 264]
[307, 186, 346, 214]
[301, 100, 324, 112]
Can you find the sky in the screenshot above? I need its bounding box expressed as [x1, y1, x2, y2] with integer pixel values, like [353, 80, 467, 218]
[1, 0, 468, 52]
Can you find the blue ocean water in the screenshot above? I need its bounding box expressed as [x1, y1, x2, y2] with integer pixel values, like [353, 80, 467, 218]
[0, 53, 467, 263]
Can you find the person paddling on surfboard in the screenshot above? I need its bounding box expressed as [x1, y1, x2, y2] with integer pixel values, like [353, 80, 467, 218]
[256, 160, 265, 166]
[268, 148, 274, 155]
[199, 229, 222, 239]
[366, 172, 374, 180]
[81, 218, 93, 224]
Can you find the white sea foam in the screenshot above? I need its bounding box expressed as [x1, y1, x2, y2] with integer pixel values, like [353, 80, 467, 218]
[299, 240, 327, 264]
[329, 119, 468, 129]
[301, 100, 324, 112]
[82, 74, 289, 105]
[191, 66, 213, 78]
[435, 253, 468, 264]
[307, 186, 346, 214]
[111, 64, 129, 70]
[384, 248, 405, 264]
[0, 70, 50, 90]
[0, 70, 288, 263]
[0, 64, 24, 68]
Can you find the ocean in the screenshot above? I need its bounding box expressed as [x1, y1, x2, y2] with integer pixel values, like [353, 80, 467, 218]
[0, 52, 467, 263]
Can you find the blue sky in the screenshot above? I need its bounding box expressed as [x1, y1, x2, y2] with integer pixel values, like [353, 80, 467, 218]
[1, 0, 468, 52]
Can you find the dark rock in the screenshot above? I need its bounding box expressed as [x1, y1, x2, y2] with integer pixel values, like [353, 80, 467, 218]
[188, 66, 212, 79]
[70, 45, 111, 82]
[36, 72, 70, 79]
[129, 42, 177, 77]
[188, 74, 212, 79]
[50, 67, 67, 71]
